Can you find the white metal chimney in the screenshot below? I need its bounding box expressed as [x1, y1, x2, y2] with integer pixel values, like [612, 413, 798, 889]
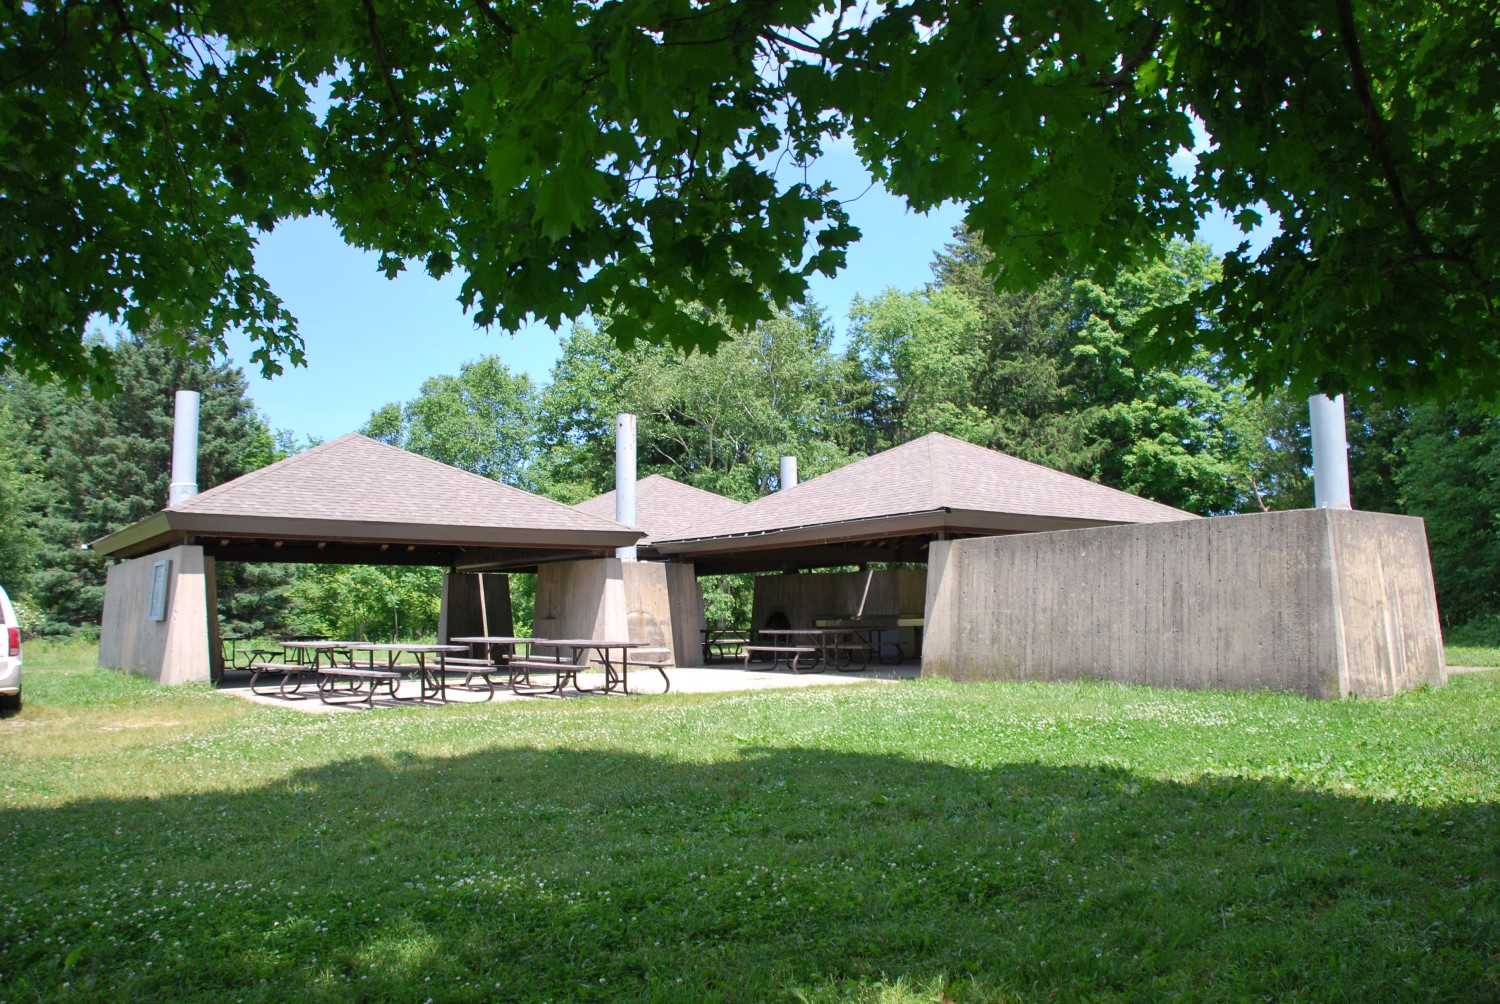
[615, 413, 638, 561]
[1308, 393, 1352, 509]
[779, 455, 798, 491]
[168, 390, 201, 507]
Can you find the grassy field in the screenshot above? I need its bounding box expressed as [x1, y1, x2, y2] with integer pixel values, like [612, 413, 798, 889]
[1, 646, 1496, 1002]
[1447, 645, 1500, 668]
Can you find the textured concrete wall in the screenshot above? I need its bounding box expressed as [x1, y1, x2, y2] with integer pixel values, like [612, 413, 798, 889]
[1327, 513, 1447, 696]
[621, 562, 705, 667]
[752, 568, 927, 650]
[99, 545, 216, 685]
[534, 559, 702, 666]
[438, 572, 514, 642]
[922, 509, 1445, 700]
[662, 563, 706, 668]
[534, 559, 624, 648]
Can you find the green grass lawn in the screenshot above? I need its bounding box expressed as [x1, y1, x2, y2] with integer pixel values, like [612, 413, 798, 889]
[1448, 645, 1500, 668]
[1, 648, 1497, 1003]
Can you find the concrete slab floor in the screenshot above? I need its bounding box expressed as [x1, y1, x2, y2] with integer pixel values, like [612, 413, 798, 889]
[216, 662, 921, 714]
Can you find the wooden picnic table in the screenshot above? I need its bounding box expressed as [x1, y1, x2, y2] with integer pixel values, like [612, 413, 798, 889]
[247, 640, 354, 698]
[753, 628, 871, 672]
[340, 642, 468, 705]
[274, 641, 465, 707]
[520, 639, 645, 695]
[701, 627, 750, 664]
[447, 635, 534, 696]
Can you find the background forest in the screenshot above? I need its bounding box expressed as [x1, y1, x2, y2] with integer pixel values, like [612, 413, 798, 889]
[2, 231, 1496, 644]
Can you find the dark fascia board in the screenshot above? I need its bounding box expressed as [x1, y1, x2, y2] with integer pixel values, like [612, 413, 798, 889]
[654, 509, 1125, 557]
[91, 511, 642, 560]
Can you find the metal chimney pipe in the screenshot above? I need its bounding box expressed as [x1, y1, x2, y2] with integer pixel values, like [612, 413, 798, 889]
[615, 413, 638, 561]
[168, 390, 201, 507]
[779, 455, 798, 491]
[1308, 393, 1352, 509]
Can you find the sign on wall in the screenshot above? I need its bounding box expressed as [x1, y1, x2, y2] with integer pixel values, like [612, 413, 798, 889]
[148, 559, 172, 621]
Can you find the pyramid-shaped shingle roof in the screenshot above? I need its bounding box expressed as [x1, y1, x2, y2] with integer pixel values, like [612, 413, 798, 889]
[92, 434, 639, 564]
[575, 475, 744, 548]
[656, 433, 1194, 561]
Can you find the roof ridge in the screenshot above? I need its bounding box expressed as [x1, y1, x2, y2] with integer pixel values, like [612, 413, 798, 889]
[925, 434, 948, 509]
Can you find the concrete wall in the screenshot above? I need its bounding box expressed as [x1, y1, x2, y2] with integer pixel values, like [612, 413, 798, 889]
[99, 544, 218, 685]
[534, 559, 703, 666]
[922, 509, 1445, 700]
[752, 568, 927, 652]
[438, 572, 514, 642]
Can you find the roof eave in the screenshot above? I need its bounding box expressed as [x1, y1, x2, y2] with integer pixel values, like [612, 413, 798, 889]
[655, 508, 1150, 556]
[91, 511, 642, 560]
[89, 512, 180, 558]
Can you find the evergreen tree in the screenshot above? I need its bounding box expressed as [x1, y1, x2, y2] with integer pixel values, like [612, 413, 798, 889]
[1393, 404, 1500, 629]
[0, 402, 48, 593]
[3, 331, 290, 633]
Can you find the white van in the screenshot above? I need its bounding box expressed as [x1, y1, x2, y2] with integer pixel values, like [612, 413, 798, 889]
[0, 584, 21, 713]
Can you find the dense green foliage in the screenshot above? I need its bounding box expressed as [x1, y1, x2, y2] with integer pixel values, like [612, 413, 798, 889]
[361, 357, 539, 487]
[2, 660, 1497, 999]
[535, 306, 866, 503]
[5, 1, 1498, 403]
[0, 334, 289, 634]
[855, 233, 1312, 514]
[1392, 405, 1500, 627]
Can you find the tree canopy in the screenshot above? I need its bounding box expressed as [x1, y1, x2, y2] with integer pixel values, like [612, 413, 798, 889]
[4, 1, 1497, 402]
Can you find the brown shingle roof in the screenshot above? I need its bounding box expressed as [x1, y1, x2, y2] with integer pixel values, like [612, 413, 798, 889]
[575, 475, 744, 547]
[657, 432, 1196, 548]
[177, 434, 622, 532]
[91, 434, 639, 560]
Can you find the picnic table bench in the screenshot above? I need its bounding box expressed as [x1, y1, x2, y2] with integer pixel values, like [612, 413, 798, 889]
[316, 665, 403, 707]
[741, 643, 818, 673]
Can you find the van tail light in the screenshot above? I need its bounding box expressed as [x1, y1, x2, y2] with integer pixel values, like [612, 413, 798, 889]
[7, 627, 18, 658]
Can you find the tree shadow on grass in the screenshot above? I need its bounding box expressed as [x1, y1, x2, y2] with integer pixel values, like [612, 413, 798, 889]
[0, 744, 1496, 1002]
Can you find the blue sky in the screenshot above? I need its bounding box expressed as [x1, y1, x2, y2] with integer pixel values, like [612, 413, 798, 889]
[225, 139, 1272, 443]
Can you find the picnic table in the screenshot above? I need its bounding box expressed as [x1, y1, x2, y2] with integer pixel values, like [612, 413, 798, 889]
[270, 640, 465, 707]
[244, 640, 353, 698]
[701, 627, 750, 664]
[512, 639, 644, 695]
[447, 635, 533, 697]
[335, 642, 468, 706]
[745, 628, 871, 673]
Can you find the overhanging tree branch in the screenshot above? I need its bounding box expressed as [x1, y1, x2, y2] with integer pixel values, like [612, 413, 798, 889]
[1334, 0, 1427, 252]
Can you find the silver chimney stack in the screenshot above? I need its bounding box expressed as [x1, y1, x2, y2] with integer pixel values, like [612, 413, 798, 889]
[615, 413, 638, 561]
[168, 390, 201, 507]
[1309, 393, 1352, 509]
[779, 455, 798, 491]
